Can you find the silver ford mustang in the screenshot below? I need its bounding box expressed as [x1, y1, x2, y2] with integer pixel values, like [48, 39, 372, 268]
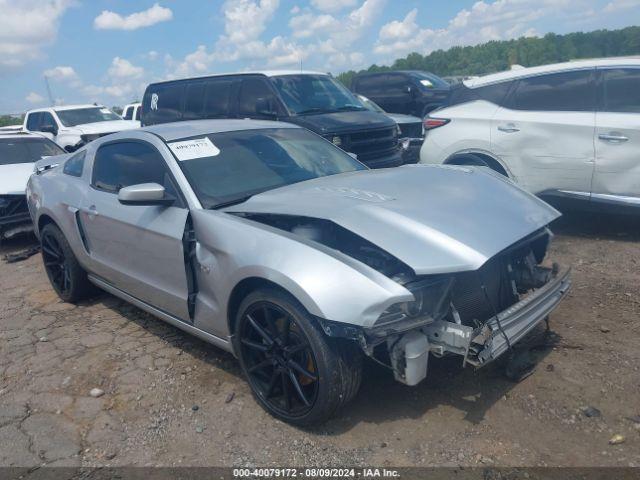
[27, 119, 571, 426]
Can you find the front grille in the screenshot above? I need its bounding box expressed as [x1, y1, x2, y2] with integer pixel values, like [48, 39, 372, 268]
[451, 255, 517, 326]
[342, 127, 398, 160]
[0, 195, 29, 223]
[399, 122, 423, 139]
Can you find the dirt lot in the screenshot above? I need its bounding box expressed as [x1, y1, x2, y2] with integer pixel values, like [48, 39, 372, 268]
[0, 212, 639, 468]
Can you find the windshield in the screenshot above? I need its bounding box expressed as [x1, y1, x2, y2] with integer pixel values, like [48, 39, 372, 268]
[55, 107, 121, 127]
[356, 95, 385, 113]
[409, 72, 449, 89]
[0, 137, 64, 165]
[270, 75, 366, 115]
[171, 128, 366, 209]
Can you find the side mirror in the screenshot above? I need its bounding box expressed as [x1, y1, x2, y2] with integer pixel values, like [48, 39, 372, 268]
[256, 97, 278, 118]
[118, 183, 175, 206]
[40, 124, 58, 135]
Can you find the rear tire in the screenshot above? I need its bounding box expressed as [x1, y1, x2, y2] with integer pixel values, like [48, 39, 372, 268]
[40, 223, 94, 303]
[235, 287, 362, 426]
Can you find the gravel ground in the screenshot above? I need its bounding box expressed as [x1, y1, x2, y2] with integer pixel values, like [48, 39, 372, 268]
[0, 211, 639, 468]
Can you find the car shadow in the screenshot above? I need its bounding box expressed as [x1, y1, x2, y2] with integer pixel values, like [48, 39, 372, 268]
[76, 291, 560, 433]
[316, 324, 558, 434]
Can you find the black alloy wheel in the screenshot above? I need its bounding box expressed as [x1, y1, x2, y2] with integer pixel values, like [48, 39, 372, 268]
[239, 301, 319, 418]
[41, 229, 71, 297]
[40, 223, 93, 303]
[236, 288, 363, 426]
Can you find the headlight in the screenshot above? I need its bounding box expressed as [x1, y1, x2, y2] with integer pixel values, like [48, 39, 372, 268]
[375, 277, 453, 326]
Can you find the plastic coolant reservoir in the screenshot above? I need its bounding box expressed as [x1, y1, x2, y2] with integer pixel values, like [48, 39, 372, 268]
[398, 331, 430, 386]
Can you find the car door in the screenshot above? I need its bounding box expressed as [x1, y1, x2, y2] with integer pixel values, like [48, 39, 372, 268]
[490, 69, 596, 195]
[79, 139, 191, 321]
[592, 67, 640, 205]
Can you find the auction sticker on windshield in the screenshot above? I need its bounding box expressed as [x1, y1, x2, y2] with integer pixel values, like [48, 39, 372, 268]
[168, 137, 220, 161]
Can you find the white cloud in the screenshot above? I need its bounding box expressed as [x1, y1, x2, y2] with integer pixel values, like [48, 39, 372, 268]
[0, 0, 74, 68]
[172, 0, 308, 74]
[44, 65, 77, 80]
[220, 0, 279, 46]
[310, 0, 358, 13]
[378, 8, 418, 41]
[26, 92, 45, 104]
[289, 13, 341, 38]
[108, 57, 144, 79]
[94, 3, 173, 31]
[603, 0, 640, 12]
[372, 0, 586, 62]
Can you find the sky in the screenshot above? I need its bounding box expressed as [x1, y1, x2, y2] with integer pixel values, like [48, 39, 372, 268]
[1, 0, 639, 114]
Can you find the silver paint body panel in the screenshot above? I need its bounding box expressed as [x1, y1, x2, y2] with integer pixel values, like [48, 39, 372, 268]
[27, 120, 560, 355]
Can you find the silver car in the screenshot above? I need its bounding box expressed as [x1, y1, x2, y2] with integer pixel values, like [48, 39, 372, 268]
[27, 120, 571, 426]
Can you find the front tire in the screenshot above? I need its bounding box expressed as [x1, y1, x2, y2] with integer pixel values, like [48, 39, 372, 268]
[40, 223, 93, 303]
[235, 288, 362, 426]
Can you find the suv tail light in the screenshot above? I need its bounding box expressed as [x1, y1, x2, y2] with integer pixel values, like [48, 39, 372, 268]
[423, 117, 450, 131]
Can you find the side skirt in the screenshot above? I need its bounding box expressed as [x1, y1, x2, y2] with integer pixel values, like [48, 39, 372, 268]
[88, 274, 233, 354]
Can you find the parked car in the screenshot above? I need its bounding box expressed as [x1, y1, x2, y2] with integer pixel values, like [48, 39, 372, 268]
[420, 58, 640, 211]
[27, 119, 570, 425]
[141, 71, 403, 168]
[122, 102, 142, 127]
[0, 132, 65, 239]
[356, 94, 423, 163]
[351, 70, 450, 117]
[23, 104, 138, 152]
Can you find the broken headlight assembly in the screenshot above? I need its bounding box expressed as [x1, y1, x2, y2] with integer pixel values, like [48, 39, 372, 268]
[375, 276, 453, 327]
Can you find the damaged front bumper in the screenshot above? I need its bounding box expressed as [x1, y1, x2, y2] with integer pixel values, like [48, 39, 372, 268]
[321, 265, 571, 386]
[424, 266, 572, 368]
[0, 194, 33, 239]
[465, 266, 571, 366]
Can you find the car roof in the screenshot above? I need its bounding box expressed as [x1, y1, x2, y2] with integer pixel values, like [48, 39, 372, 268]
[465, 56, 640, 88]
[148, 70, 328, 86]
[26, 104, 108, 114]
[0, 131, 47, 140]
[141, 119, 300, 142]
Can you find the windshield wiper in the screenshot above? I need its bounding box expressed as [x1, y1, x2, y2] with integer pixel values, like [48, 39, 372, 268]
[335, 105, 366, 111]
[210, 195, 254, 210]
[296, 108, 326, 115]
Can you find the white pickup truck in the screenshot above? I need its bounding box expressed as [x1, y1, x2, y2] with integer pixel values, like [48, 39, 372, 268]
[23, 104, 138, 152]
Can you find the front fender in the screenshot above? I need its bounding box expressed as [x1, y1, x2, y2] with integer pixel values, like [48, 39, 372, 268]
[191, 209, 412, 338]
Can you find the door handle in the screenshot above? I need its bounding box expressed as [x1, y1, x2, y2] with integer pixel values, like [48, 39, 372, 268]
[497, 124, 520, 133]
[80, 206, 99, 217]
[598, 133, 629, 143]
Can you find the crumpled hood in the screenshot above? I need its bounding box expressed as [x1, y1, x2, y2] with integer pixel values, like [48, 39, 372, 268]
[74, 120, 138, 134]
[225, 165, 560, 275]
[0, 163, 35, 195]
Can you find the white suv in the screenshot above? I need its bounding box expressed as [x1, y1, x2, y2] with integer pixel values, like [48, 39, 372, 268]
[420, 58, 640, 209]
[23, 104, 138, 152]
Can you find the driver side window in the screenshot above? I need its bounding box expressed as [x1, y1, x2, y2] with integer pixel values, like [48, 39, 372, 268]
[92, 141, 179, 199]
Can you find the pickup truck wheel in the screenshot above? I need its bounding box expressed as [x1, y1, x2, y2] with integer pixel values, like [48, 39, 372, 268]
[236, 288, 362, 426]
[40, 223, 93, 303]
